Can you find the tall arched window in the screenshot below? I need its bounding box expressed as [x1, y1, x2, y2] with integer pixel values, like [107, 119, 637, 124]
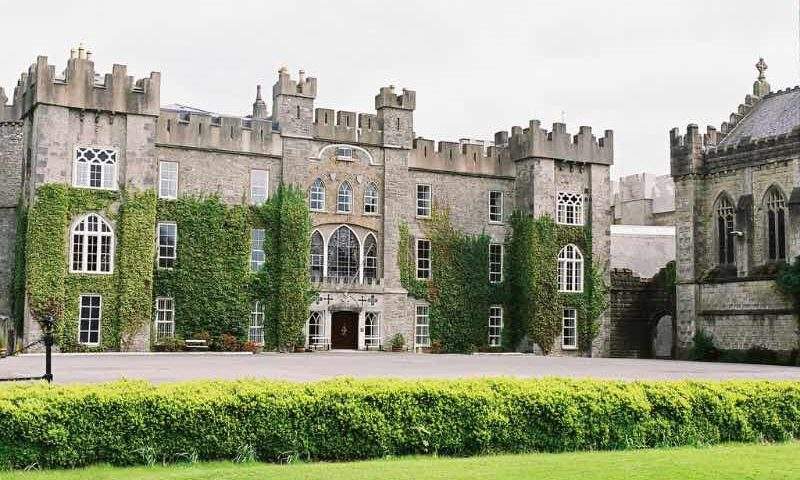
[328, 226, 360, 280]
[364, 183, 379, 214]
[310, 231, 324, 280]
[557, 244, 583, 292]
[716, 194, 735, 266]
[70, 214, 114, 273]
[337, 182, 353, 213]
[363, 233, 378, 281]
[309, 178, 325, 211]
[765, 187, 787, 261]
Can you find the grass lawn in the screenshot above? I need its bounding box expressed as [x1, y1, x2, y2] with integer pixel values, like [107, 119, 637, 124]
[2, 442, 799, 480]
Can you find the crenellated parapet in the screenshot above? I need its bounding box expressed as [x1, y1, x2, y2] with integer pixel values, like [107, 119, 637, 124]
[11, 45, 160, 118]
[507, 120, 613, 165]
[408, 137, 514, 177]
[313, 108, 383, 144]
[273, 67, 317, 99]
[156, 107, 280, 155]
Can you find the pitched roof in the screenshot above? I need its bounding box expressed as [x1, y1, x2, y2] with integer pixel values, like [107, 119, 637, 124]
[719, 87, 800, 147]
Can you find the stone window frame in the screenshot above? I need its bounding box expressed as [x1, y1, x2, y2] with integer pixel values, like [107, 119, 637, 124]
[415, 304, 431, 348]
[557, 244, 584, 293]
[714, 192, 736, 267]
[78, 294, 102, 346]
[249, 301, 265, 345]
[489, 190, 504, 223]
[561, 307, 577, 350]
[158, 161, 178, 199]
[763, 185, 788, 262]
[416, 238, 431, 280]
[416, 184, 432, 218]
[310, 230, 325, 280]
[154, 297, 175, 343]
[489, 243, 503, 283]
[364, 311, 381, 348]
[70, 213, 115, 275]
[363, 233, 379, 281]
[250, 228, 266, 272]
[556, 192, 584, 226]
[488, 305, 503, 347]
[250, 169, 269, 206]
[157, 222, 177, 270]
[337, 181, 353, 213]
[73, 146, 118, 191]
[364, 182, 379, 215]
[307, 310, 326, 348]
[309, 178, 326, 212]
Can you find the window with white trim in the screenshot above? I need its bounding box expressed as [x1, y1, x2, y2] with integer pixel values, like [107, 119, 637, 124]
[78, 294, 102, 345]
[489, 191, 503, 223]
[250, 169, 269, 205]
[415, 305, 430, 347]
[558, 244, 584, 293]
[158, 161, 178, 199]
[489, 243, 503, 283]
[309, 178, 325, 211]
[337, 182, 353, 213]
[416, 239, 431, 280]
[249, 301, 264, 344]
[250, 228, 265, 272]
[74, 147, 117, 190]
[336, 146, 353, 161]
[310, 231, 324, 280]
[556, 192, 584, 226]
[154, 297, 175, 342]
[363, 234, 378, 281]
[562, 308, 577, 349]
[327, 226, 360, 279]
[365, 312, 380, 347]
[70, 214, 114, 274]
[308, 311, 326, 347]
[488, 305, 503, 347]
[416, 184, 431, 217]
[364, 183, 379, 214]
[157, 222, 177, 269]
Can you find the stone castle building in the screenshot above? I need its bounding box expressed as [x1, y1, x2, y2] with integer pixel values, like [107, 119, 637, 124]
[671, 58, 800, 358]
[0, 47, 614, 354]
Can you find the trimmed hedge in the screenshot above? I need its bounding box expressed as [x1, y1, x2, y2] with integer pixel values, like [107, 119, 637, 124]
[1, 378, 799, 469]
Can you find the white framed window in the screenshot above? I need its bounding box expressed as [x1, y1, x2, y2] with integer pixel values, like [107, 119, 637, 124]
[157, 222, 177, 269]
[73, 147, 117, 190]
[416, 184, 431, 218]
[336, 145, 354, 161]
[489, 305, 503, 347]
[416, 238, 431, 280]
[78, 294, 102, 345]
[415, 305, 430, 347]
[557, 192, 584, 226]
[363, 233, 378, 281]
[364, 183, 379, 214]
[489, 191, 503, 223]
[154, 297, 175, 342]
[309, 178, 325, 211]
[158, 161, 178, 199]
[562, 308, 577, 350]
[365, 312, 380, 348]
[250, 169, 269, 205]
[337, 182, 353, 213]
[489, 243, 503, 283]
[558, 244, 584, 292]
[310, 231, 324, 280]
[250, 228, 265, 272]
[249, 301, 265, 344]
[308, 311, 326, 347]
[70, 214, 114, 274]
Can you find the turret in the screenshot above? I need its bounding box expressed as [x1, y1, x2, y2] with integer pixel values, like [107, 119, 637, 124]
[670, 124, 704, 176]
[271, 67, 316, 137]
[375, 85, 415, 148]
[252, 84, 268, 119]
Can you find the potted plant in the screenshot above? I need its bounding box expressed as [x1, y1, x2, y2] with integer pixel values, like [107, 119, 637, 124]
[390, 333, 406, 352]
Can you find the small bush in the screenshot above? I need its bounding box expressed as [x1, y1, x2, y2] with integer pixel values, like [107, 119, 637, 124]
[152, 337, 184, 352]
[0, 378, 799, 470]
[216, 334, 242, 352]
[689, 330, 718, 361]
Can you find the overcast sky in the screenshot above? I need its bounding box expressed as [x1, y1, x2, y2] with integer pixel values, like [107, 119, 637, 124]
[1, 0, 798, 177]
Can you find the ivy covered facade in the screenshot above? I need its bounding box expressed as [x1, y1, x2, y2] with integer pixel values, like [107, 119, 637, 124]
[0, 47, 614, 355]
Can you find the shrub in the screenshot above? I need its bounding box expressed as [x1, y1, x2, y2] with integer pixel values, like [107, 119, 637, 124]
[152, 337, 184, 352]
[689, 330, 718, 361]
[217, 334, 242, 352]
[0, 378, 799, 469]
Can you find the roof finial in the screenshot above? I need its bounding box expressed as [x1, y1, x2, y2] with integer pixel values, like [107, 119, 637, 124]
[256, 84, 262, 100]
[756, 57, 768, 80]
[753, 57, 771, 97]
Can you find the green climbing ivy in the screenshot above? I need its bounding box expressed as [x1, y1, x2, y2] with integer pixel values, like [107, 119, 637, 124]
[397, 222, 428, 299]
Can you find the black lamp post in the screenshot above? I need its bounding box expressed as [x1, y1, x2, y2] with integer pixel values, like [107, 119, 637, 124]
[41, 314, 54, 383]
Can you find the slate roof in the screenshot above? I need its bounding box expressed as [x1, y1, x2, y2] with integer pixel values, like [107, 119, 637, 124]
[719, 87, 800, 146]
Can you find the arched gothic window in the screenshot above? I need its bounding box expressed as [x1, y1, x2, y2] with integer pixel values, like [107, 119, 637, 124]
[70, 214, 114, 273]
[310, 231, 324, 280]
[337, 182, 353, 213]
[364, 183, 379, 214]
[363, 234, 378, 281]
[557, 244, 583, 292]
[765, 187, 787, 261]
[309, 178, 325, 211]
[327, 226, 360, 280]
[716, 195, 735, 266]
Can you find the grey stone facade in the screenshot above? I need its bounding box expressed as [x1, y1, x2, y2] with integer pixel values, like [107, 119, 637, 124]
[670, 59, 800, 358]
[0, 47, 614, 355]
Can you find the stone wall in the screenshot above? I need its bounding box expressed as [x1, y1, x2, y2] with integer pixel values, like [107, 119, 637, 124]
[610, 225, 675, 278]
[0, 122, 23, 321]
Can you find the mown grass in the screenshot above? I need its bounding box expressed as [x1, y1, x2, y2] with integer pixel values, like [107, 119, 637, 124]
[2, 442, 798, 480]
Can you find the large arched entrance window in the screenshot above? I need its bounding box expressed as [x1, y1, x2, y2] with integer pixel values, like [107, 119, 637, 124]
[327, 226, 360, 280]
[310, 231, 324, 280]
[765, 187, 787, 261]
[716, 194, 735, 266]
[363, 233, 378, 281]
[70, 213, 114, 273]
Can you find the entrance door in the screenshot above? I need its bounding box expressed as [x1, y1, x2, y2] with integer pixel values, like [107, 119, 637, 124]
[652, 315, 674, 358]
[331, 311, 358, 349]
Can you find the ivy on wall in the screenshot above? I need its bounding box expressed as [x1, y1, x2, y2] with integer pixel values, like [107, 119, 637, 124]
[397, 222, 428, 299]
[11, 208, 27, 334]
[258, 185, 313, 350]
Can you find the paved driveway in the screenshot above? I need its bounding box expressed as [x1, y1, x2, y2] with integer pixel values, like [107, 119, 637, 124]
[1, 352, 798, 384]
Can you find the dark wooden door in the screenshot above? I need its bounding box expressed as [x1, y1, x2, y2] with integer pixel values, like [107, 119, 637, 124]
[331, 311, 358, 349]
